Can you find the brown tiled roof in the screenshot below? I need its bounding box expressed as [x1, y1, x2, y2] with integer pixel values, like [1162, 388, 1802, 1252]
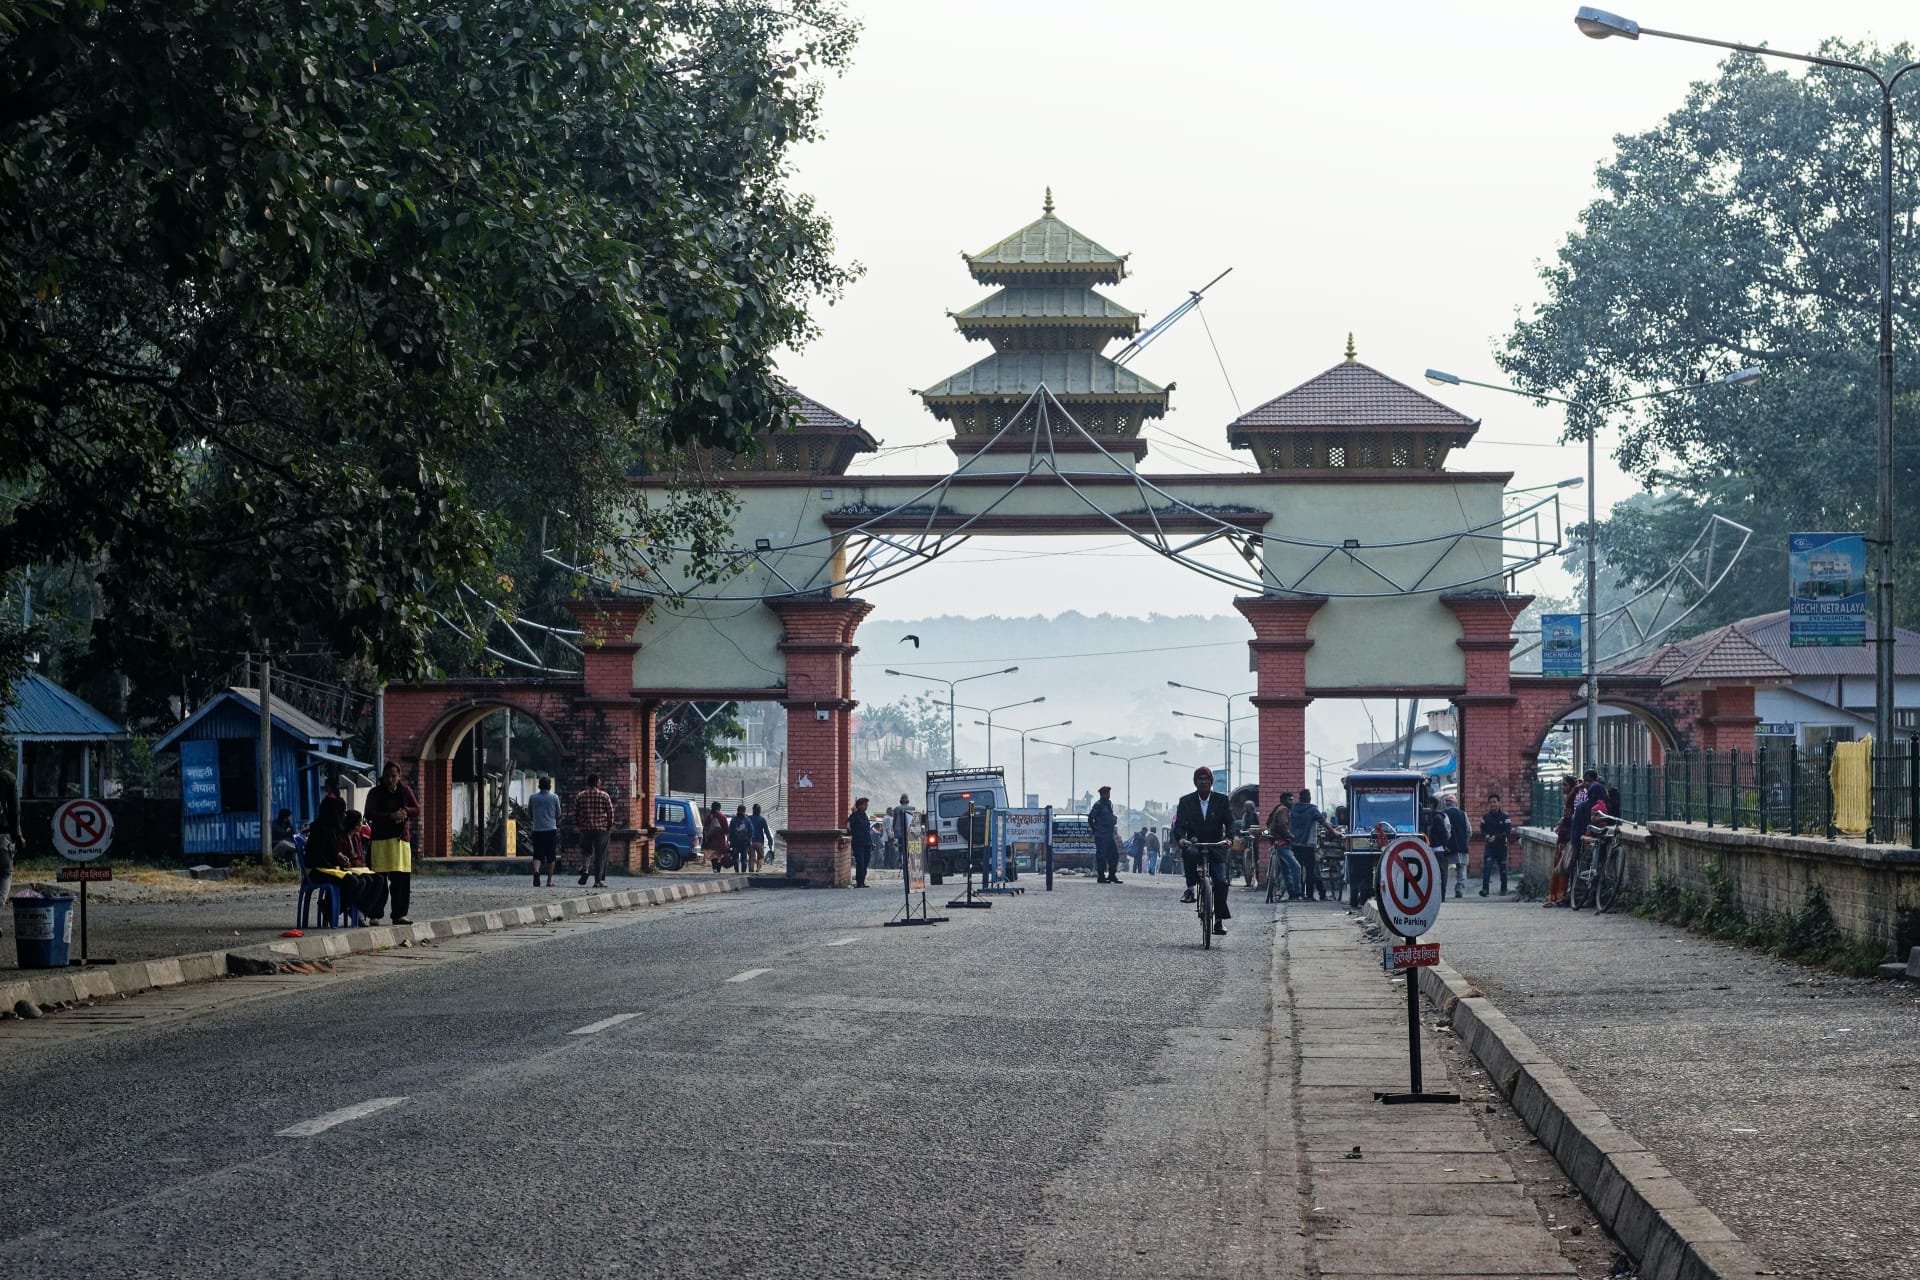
[1230, 361, 1480, 432]
[1608, 621, 1792, 686]
[1611, 610, 1920, 680]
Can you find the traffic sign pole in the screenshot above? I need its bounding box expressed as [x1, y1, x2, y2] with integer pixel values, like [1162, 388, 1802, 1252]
[51, 799, 117, 966]
[1373, 838, 1458, 1107]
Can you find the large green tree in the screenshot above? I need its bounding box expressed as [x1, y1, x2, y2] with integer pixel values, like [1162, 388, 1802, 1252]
[0, 0, 855, 708]
[1500, 42, 1920, 638]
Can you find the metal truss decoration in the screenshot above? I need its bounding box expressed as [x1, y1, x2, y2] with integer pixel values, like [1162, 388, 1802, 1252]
[432, 583, 585, 677]
[1509, 514, 1754, 666]
[546, 384, 1568, 603]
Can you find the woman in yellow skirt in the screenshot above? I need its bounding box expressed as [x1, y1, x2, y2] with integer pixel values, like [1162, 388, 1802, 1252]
[366, 763, 421, 924]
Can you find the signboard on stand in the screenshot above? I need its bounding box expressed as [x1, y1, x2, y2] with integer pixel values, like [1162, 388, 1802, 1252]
[887, 830, 945, 928]
[1377, 836, 1442, 939]
[981, 809, 1042, 896]
[50, 798, 116, 966]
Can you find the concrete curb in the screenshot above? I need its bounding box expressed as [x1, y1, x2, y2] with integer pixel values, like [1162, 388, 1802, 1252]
[1418, 961, 1770, 1280]
[3, 877, 750, 1013]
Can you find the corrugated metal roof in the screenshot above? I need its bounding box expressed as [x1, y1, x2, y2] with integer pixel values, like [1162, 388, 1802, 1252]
[917, 352, 1167, 401]
[0, 673, 128, 742]
[953, 287, 1139, 323]
[155, 687, 348, 754]
[1230, 360, 1480, 432]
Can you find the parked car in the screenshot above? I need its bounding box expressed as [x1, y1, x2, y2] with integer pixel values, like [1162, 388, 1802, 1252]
[652, 796, 702, 872]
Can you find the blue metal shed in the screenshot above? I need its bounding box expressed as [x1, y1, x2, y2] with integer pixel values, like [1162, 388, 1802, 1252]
[154, 688, 367, 857]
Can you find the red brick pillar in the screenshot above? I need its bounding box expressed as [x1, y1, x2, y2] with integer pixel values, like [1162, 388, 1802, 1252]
[1443, 592, 1531, 872]
[1236, 595, 1326, 803]
[566, 598, 652, 871]
[631, 699, 659, 874]
[417, 755, 455, 858]
[1695, 685, 1759, 755]
[772, 597, 873, 887]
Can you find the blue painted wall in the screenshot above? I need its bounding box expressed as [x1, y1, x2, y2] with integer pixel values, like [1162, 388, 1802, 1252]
[169, 699, 328, 856]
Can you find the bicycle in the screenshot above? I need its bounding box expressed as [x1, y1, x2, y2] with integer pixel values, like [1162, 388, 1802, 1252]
[1569, 812, 1626, 913]
[1182, 839, 1231, 948]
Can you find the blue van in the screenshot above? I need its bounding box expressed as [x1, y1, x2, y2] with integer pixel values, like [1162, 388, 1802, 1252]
[653, 797, 702, 871]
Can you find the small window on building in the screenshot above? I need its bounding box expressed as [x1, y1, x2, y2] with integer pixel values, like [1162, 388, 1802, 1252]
[1293, 437, 1314, 468]
[1894, 709, 1920, 731]
[1328, 442, 1348, 467]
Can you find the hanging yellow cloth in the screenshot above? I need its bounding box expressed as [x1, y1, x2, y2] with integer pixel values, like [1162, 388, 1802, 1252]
[1830, 736, 1872, 835]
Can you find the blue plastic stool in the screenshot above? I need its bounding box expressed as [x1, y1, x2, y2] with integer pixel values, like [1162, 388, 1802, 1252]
[293, 848, 363, 929]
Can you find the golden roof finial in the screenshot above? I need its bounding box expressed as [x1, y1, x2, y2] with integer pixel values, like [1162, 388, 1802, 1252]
[1345, 331, 1357, 362]
[1043, 186, 1055, 216]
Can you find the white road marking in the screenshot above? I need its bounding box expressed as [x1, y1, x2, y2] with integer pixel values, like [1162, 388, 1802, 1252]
[568, 1013, 643, 1035]
[277, 1096, 408, 1138]
[726, 968, 771, 983]
[825, 937, 858, 947]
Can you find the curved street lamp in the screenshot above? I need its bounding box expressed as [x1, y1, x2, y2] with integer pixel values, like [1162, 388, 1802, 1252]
[1168, 680, 1255, 787]
[957, 695, 1045, 769]
[883, 665, 1019, 769]
[1423, 366, 1761, 768]
[1571, 4, 1917, 757]
[1032, 734, 1117, 810]
[1088, 748, 1168, 832]
[975, 715, 1070, 801]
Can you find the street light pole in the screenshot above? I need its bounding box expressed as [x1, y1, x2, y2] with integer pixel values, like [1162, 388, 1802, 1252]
[1192, 731, 1251, 783]
[1033, 734, 1117, 810]
[1090, 749, 1168, 832]
[992, 717, 1071, 802]
[960, 696, 1045, 769]
[1168, 681, 1254, 786]
[1425, 366, 1761, 769]
[1574, 5, 1916, 752]
[884, 665, 1019, 770]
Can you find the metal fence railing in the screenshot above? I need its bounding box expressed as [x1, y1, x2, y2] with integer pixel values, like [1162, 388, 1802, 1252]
[1529, 736, 1920, 848]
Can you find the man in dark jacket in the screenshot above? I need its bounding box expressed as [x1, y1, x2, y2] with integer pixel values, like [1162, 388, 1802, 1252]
[847, 797, 874, 887]
[1090, 785, 1122, 883]
[1171, 766, 1232, 933]
[1440, 795, 1471, 899]
[1289, 788, 1337, 902]
[1479, 792, 1512, 897]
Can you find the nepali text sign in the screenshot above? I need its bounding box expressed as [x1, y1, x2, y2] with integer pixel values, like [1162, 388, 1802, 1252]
[1541, 613, 1583, 676]
[57, 865, 114, 883]
[1789, 532, 1866, 648]
[994, 809, 1049, 882]
[180, 739, 223, 816]
[1381, 942, 1440, 970]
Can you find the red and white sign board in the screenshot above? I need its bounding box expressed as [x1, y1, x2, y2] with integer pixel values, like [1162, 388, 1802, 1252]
[52, 798, 114, 862]
[1382, 942, 1440, 970]
[56, 865, 114, 883]
[1377, 836, 1442, 939]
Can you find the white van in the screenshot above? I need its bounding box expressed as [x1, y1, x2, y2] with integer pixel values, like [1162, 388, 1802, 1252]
[923, 766, 1008, 884]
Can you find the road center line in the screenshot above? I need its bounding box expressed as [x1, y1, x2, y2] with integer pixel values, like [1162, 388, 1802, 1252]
[568, 1013, 643, 1035]
[277, 1096, 408, 1138]
[825, 937, 858, 947]
[726, 968, 771, 983]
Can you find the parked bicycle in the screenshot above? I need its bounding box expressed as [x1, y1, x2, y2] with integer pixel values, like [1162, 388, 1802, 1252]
[1570, 812, 1626, 913]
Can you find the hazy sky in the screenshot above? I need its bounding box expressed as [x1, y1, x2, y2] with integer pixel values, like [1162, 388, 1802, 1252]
[774, 0, 1911, 776]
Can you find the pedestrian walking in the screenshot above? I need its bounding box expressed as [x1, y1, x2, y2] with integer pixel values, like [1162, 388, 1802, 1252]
[1090, 785, 1122, 883]
[365, 763, 421, 924]
[1440, 794, 1471, 899]
[528, 776, 561, 886]
[749, 803, 774, 870]
[1127, 827, 1145, 875]
[0, 765, 22, 937]
[702, 800, 728, 869]
[847, 797, 874, 887]
[1479, 792, 1512, 897]
[1265, 791, 1294, 893]
[728, 804, 752, 873]
[1289, 788, 1336, 902]
[572, 773, 615, 888]
[1143, 826, 1160, 875]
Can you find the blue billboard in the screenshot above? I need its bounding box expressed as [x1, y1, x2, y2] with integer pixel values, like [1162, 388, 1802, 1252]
[180, 739, 223, 816]
[1788, 532, 1866, 648]
[1541, 613, 1583, 676]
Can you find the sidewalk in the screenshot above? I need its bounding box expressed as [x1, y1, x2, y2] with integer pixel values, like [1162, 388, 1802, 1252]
[1279, 910, 1580, 1278]
[1431, 895, 1920, 1280]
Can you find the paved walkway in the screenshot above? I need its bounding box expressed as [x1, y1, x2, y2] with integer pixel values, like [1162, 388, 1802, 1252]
[1281, 909, 1579, 1278]
[1430, 894, 1920, 1280]
[2, 869, 737, 972]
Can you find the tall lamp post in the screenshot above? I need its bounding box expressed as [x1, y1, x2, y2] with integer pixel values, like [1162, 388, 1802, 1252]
[1425, 366, 1762, 768]
[1089, 748, 1167, 831]
[1033, 734, 1117, 810]
[883, 665, 1019, 770]
[1191, 731, 1251, 785]
[1168, 680, 1255, 785]
[959, 696, 1045, 768]
[1574, 5, 1916, 755]
[982, 717, 1071, 803]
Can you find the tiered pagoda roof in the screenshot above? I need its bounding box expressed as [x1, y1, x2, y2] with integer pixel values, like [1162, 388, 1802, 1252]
[918, 192, 1167, 457]
[1228, 339, 1481, 471]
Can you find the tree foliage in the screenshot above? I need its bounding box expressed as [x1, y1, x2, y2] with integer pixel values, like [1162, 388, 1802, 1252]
[1500, 42, 1920, 635]
[0, 0, 857, 707]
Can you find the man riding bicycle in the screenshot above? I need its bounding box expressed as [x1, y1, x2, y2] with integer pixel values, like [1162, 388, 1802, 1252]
[1172, 765, 1233, 936]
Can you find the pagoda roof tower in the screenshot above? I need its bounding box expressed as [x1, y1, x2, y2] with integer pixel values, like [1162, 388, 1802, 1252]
[917, 191, 1168, 460]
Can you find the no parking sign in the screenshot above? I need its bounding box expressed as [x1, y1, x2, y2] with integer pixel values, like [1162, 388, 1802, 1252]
[1377, 836, 1441, 939]
[52, 798, 114, 862]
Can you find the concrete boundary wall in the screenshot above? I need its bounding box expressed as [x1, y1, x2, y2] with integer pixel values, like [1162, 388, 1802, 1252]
[1515, 822, 1920, 953]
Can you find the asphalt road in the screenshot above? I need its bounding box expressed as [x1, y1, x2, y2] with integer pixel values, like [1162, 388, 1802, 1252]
[1430, 894, 1920, 1280]
[1, 878, 1294, 1278]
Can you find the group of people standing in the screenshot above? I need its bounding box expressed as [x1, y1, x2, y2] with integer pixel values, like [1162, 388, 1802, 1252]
[1259, 788, 1340, 901]
[1541, 770, 1611, 908]
[705, 800, 775, 874]
[522, 772, 619, 889]
[300, 763, 421, 924]
[845, 794, 913, 887]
